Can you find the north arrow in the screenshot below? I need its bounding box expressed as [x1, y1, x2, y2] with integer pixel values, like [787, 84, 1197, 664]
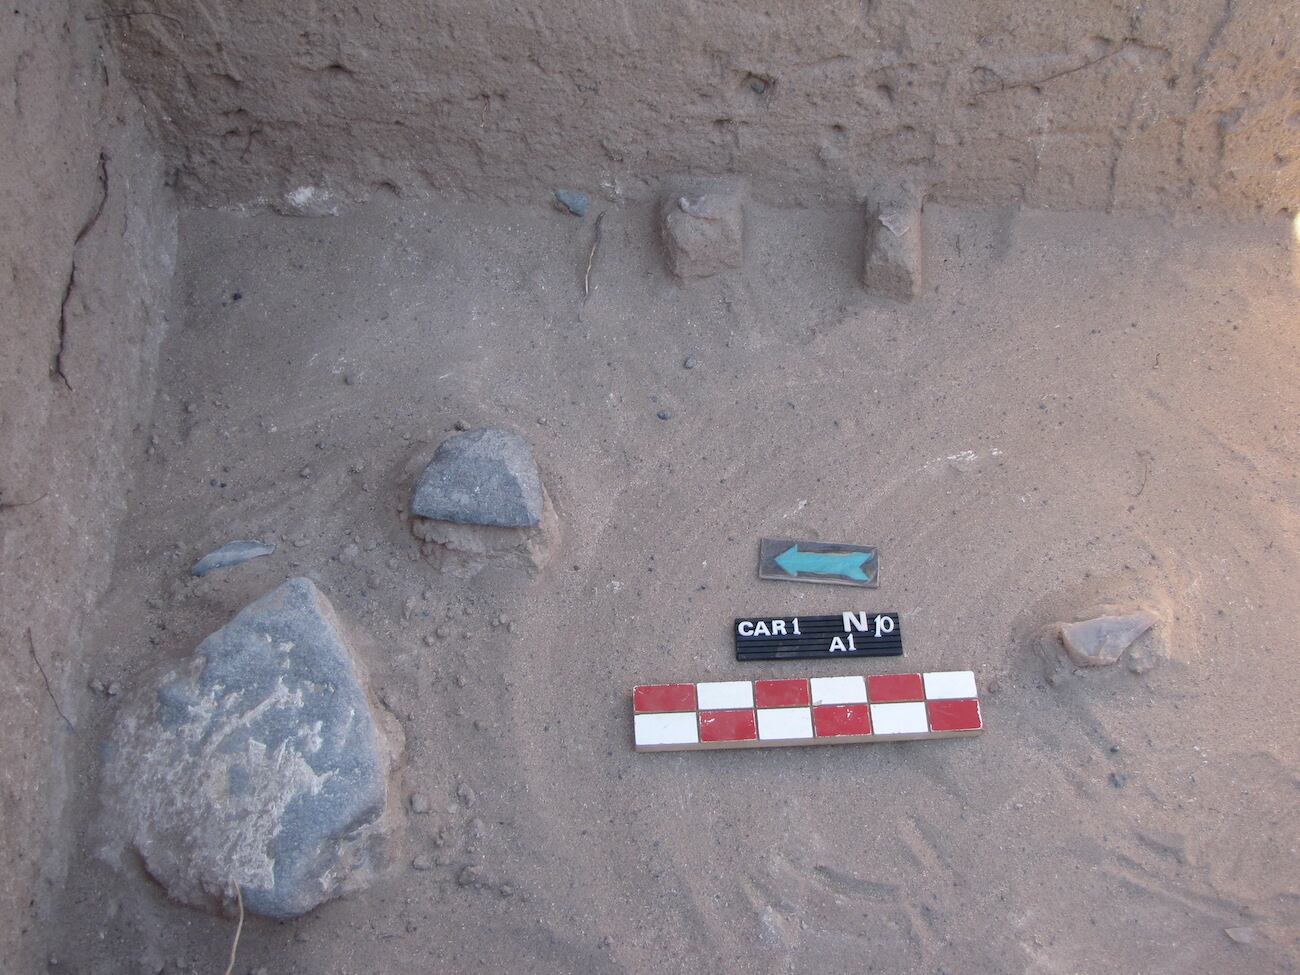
[774, 544, 875, 582]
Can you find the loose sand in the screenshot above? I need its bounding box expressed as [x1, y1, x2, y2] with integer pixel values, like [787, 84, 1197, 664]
[54, 200, 1298, 973]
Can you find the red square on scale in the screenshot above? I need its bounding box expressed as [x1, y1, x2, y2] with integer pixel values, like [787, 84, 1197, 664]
[812, 704, 872, 737]
[634, 684, 696, 714]
[867, 673, 924, 703]
[754, 679, 810, 709]
[699, 709, 758, 742]
[926, 699, 982, 732]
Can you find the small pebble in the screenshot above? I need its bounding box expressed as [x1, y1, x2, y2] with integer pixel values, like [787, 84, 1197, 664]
[90, 678, 106, 694]
[184, 402, 197, 413]
[453, 419, 470, 431]
[457, 783, 477, 806]
[299, 466, 312, 478]
[106, 681, 121, 697]
[553, 190, 589, 217]
[409, 793, 431, 814]
[683, 355, 698, 369]
[435, 625, 450, 639]
[456, 865, 482, 887]
[343, 373, 354, 385]
[1225, 926, 1259, 945]
[657, 410, 672, 421]
[1109, 772, 1128, 788]
[411, 855, 434, 871]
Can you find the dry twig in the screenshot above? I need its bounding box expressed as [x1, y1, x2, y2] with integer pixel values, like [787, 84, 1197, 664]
[584, 211, 605, 300]
[26, 629, 75, 733]
[223, 882, 244, 975]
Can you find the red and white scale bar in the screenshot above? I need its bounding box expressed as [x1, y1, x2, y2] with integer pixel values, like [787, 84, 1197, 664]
[633, 672, 982, 751]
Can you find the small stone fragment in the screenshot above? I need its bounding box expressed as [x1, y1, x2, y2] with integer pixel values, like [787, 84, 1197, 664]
[190, 540, 275, 577]
[1225, 927, 1259, 945]
[683, 355, 698, 369]
[101, 578, 400, 919]
[1059, 611, 1159, 667]
[661, 185, 744, 279]
[106, 680, 121, 697]
[456, 865, 483, 887]
[863, 202, 923, 301]
[411, 855, 434, 872]
[553, 190, 589, 217]
[657, 410, 672, 421]
[456, 783, 477, 807]
[411, 428, 543, 529]
[1109, 771, 1128, 788]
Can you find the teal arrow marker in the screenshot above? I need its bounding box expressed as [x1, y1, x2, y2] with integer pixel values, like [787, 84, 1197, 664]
[774, 544, 875, 582]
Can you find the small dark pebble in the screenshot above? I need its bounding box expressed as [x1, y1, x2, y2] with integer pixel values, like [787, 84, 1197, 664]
[1109, 772, 1128, 788]
[657, 410, 672, 421]
[231, 292, 242, 301]
[683, 355, 698, 369]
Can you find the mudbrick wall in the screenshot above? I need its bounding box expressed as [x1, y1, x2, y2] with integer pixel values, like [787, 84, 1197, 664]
[111, 0, 1298, 214]
[0, 1, 174, 968]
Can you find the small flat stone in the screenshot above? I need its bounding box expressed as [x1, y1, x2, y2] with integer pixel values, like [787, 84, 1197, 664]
[411, 428, 543, 529]
[1225, 926, 1259, 945]
[190, 540, 275, 577]
[553, 190, 589, 217]
[1059, 611, 1159, 667]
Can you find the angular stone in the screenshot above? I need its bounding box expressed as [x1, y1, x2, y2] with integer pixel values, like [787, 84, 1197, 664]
[863, 203, 923, 301]
[102, 578, 398, 919]
[411, 428, 543, 529]
[1059, 611, 1159, 667]
[661, 187, 744, 278]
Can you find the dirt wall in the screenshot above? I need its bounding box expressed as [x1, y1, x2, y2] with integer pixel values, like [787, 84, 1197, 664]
[110, 0, 1298, 214]
[0, 2, 174, 968]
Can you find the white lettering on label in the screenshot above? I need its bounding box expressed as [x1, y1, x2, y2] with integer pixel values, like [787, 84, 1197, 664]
[828, 636, 848, 653]
[793, 618, 801, 635]
[874, 615, 896, 638]
[754, 621, 770, 636]
[842, 611, 869, 632]
[772, 620, 787, 635]
[738, 620, 754, 636]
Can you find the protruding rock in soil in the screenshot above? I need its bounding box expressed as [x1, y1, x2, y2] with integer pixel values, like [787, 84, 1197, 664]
[661, 185, 744, 278]
[553, 189, 589, 217]
[410, 428, 556, 574]
[1059, 610, 1159, 667]
[412, 428, 543, 529]
[102, 578, 400, 919]
[863, 202, 923, 301]
[190, 539, 275, 576]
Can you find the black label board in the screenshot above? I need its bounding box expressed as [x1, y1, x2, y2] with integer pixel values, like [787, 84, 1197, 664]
[734, 612, 902, 661]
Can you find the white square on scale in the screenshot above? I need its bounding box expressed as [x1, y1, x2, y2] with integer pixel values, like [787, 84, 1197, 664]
[870, 701, 929, 736]
[634, 712, 699, 747]
[696, 680, 755, 710]
[810, 675, 868, 706]
[756, 707, 814, 741]
[923, 671, 978, 700]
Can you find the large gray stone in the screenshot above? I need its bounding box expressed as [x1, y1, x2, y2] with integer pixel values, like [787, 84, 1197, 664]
[102, 578, 398, 919]
[411, 427, 543, 529]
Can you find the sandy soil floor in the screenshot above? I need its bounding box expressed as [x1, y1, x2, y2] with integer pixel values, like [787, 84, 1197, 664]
[52, 200, 1299, 974]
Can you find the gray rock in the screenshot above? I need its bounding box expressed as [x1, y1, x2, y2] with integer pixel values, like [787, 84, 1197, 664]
[1059, 611, 1159, 667]
[411, 428, 543, 529]
[191, 539, 275, 577]
[661, 187, 744, 278]
[102, 578, 398, 919]
[1225, 926, 1259, 945]
[863, 203, 923, 301]
[553, 190, 589, 217]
